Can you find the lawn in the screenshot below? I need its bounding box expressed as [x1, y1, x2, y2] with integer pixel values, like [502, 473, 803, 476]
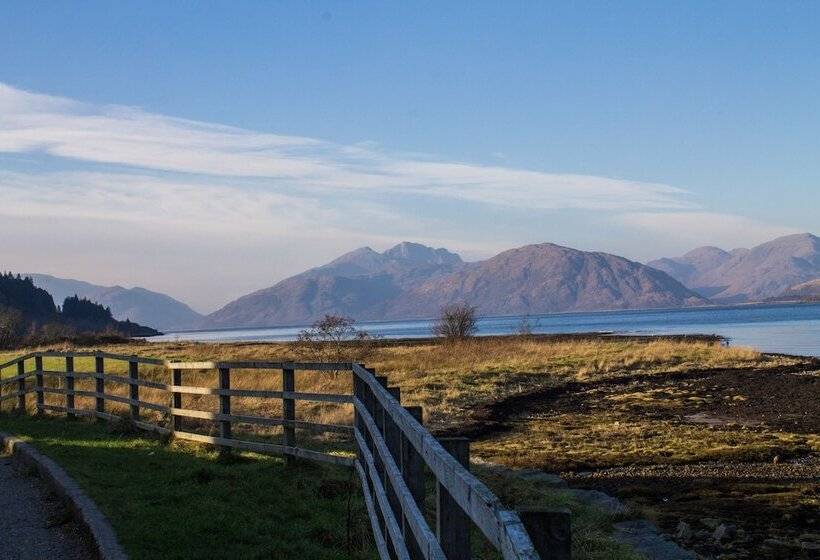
[0, 414, 375, 560]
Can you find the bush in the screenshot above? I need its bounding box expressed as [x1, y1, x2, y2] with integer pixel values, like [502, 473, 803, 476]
[296, 314, 377, 363]
[432, 303, 478, 340]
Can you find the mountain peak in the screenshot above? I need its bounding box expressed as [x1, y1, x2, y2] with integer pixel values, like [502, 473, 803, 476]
[382, 242, 462, 265]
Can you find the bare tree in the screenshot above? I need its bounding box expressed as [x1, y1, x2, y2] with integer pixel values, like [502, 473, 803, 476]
[0, 306, 23, 349]
[516, 314, 540, 336]
[296, 314, 377, 363]
[432, 303, 478, 340]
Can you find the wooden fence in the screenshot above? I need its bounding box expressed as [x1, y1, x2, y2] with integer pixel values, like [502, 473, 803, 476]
[0, 351, 571, 560]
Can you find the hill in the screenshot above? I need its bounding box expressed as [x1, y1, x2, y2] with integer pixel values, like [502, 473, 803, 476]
[26, 274, 202, 331]
[648, 233, 820, 302]
[0, 273, 159, 347]
[772, 279, 820, 302]
[203, 242, 706, 328]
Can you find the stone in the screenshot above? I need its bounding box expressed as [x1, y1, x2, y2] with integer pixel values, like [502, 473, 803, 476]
[700, 517, 721, 530]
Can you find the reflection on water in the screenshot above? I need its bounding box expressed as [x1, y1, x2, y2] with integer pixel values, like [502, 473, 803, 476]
[150, 302, 820, 357]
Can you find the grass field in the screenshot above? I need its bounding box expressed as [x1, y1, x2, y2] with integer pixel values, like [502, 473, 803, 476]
[0, 414, 375, 560]
[1, 336, 815, 558]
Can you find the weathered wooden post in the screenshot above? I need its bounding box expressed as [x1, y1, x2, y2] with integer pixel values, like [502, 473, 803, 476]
[519, 508, 572, 560]
[385, 386, 404, 554]
[95, 355, 105, 417]
[402, 405, 425, 560]
[65, 356, 75, 419]
[282, 366, 296, 464]
[128, 360, 140, 420]
[171, 368, 182, 433]
[438, 437, 471, 560]
[34, 355, 44, 413]
[17, 360, 26, 412]
[218, 367, 232, 457]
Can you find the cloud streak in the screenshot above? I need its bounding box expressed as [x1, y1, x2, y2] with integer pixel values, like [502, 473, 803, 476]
[0, 83, 690, 212]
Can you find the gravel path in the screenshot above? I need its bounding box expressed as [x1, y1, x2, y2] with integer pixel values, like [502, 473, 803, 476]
[0, 454, 91, 560]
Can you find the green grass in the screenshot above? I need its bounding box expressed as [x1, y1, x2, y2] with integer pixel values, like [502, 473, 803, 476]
[0, 414, 376, 560]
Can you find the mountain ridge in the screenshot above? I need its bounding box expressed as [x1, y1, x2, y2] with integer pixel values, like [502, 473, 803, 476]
[26, 274, 203, 331]
[647, 233, 819, 302]
[203, 241, 706, 328]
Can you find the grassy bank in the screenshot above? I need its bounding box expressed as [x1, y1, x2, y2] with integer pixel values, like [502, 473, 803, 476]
[0, 414, 375, 560]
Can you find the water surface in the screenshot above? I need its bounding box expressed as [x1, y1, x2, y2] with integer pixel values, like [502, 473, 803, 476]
[150, 302, 820, 357]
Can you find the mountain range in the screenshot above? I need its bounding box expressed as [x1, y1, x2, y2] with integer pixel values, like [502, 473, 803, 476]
[647, 233, 820, 303]
[26, 274, 203, 331]
[20, 232, 817, 332]
[203, 241, 707, 328]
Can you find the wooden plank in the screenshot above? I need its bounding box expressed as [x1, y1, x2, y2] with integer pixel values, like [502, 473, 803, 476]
[129, 361, 140, 420]
[34, 354, 43, 412]
[402, 406, 426, 560]
[36, 387, 67, 395]
[0, 352, 37, 371]
[226, 389, 352, 403]
[170, 385, 221, 395]
[437, 438, 471, 560]
[166, 361, 354, 371]
[171, 369, 182, 432]
[224, 412, 352, 434]
[66, 356, 75, 419]
[95, 356, 105, 415]
[352, 364, 539, 560]
[17, 361, 26, 411]
[35, 351, 164, 366]
[354, 421, 445, 560]
[171, 431, 354, 466]
[169, 407, 216, 420]
[355, 460, 392, 560]
[41, 404, 67, 413]
[282, 367, 295, 463]
[355, 430, 424, 560]
[218, 367, 231, 456]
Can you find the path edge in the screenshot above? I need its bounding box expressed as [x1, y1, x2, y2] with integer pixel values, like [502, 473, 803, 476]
[0, 432, 128, 560]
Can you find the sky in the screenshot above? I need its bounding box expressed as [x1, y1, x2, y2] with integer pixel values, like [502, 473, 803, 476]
[1, 2, 818, 313]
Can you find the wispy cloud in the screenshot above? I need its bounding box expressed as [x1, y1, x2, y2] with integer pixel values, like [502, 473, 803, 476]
[0, 83, 690, 212]
[3, 82, 793, 310]
[615, 212, 799, 250]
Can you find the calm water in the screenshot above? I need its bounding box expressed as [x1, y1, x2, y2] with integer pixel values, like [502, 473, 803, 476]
[150, 303, 820, 357]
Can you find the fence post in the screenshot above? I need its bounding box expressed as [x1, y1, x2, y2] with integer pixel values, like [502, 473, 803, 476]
[519, 508, 572, 560]
[402, 405, 425, 560]
[95, 356, 105, 417]
[34, 355, 44, 413]
[17, 360, 26, 412]
[384, 387, 404, 556]
[438, 437, 471, 560]
[282, 367, 295, 464]
[65, 356, 75, 419]
[171, 368, 182, 433]
[129, 360, 140, 420]
[218, 367, 232, 457]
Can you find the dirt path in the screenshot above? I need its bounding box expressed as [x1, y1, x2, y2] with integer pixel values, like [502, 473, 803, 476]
[0, 455, 91, 560]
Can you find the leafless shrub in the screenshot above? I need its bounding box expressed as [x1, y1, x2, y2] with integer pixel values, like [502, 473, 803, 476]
[295, 314, 378, 363]
[516, 314, 540, 336]
[0, 306, 24, 349]
[432, 303, 478, 340]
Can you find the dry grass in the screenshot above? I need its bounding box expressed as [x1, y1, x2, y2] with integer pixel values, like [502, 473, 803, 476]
[0, 337, 797, 434]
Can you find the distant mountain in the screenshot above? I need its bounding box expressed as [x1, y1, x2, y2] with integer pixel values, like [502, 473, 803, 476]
[648, 233, 820, 303]
[0, 273, 159, 347]
[26, 274, 202, 331]
[773, 279, 820, 302]
[203, 241, 706, 328]
[204, 242, 465, 328]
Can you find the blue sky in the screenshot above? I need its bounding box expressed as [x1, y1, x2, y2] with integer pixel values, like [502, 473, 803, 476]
[0, 2, 818, 311]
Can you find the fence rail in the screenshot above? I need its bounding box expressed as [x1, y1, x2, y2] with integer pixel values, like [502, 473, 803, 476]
[0, 350, 570, 560]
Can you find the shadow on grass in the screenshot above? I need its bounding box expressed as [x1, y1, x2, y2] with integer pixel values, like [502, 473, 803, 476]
[0, 414, 376, 560]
